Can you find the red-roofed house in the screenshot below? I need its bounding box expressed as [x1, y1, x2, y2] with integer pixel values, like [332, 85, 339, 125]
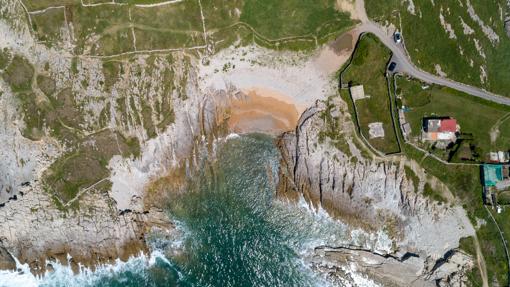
[422, 117, 459, 142]
[438, 119, 457, 133]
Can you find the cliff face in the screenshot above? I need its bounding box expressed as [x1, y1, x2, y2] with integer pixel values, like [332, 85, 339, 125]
[277, 102, 477, 286]
[0, 0, 225, 272]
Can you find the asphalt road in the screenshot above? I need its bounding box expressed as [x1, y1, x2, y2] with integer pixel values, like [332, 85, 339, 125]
[353, 20, 510, 106]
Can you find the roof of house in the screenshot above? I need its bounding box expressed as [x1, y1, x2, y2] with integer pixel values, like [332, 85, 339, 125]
[350, 85, 365, 101]
[425, 119, 441, 132]
[483, 164, 503, 187]
[439, 119, 457, 132]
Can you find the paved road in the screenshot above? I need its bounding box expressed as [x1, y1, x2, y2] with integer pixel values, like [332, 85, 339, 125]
[351, 0, 510, 106]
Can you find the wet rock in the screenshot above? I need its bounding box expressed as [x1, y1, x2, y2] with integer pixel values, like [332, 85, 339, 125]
[0, 246, 16, 270]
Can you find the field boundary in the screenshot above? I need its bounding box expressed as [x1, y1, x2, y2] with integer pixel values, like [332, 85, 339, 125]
[338, 32, 400, 156]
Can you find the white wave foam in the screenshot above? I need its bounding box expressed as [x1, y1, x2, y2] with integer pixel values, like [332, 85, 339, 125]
[225, 133, 240, 140]
[0, 250, 175, 287]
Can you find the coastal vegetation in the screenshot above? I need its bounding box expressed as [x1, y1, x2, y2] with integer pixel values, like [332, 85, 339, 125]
[0, 51, 179, 207]
[365, 0, 510, 97]
[43, 130, 140, 205]
[2, 55, 33, 92]
[24, 0, 355, 55]
[391, 81, 509, 286]
[397, 77, 510, 163]
[332, 31, 510, 285]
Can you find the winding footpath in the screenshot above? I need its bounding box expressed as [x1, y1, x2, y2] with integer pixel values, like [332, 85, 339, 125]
[352, 0, 510, 106]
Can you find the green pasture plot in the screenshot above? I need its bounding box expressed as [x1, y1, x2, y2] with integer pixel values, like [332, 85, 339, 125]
[30, 7, 66, 43]
[365, 0, 510, 97]
[341, 33, 399, 154]
[398, 77, 510, 162]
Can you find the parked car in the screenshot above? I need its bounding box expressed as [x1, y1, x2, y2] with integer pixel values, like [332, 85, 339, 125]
[388, 62, 397, 72]
[394, 31, 402, 43]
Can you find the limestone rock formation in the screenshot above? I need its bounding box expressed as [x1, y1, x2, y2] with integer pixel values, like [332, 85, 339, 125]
[277, 101, 476, 286]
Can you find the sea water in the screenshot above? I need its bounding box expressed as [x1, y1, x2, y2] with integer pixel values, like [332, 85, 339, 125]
[0, 134, 372, 287]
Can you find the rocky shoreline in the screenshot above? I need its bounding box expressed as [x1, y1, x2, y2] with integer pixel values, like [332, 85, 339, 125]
[276, 100, 476, 286]
[0, 0, 481, 283]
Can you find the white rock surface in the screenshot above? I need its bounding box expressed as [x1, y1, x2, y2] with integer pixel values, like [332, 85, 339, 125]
[278, 102, 476, 286]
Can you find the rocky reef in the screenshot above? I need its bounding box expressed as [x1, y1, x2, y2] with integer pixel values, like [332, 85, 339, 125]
[277, 100, 477, 286]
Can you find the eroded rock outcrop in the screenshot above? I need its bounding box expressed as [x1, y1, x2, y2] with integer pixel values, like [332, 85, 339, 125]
[277, 101, 476, 286]
[0, 0, 225, 273]
[0, 246, 15, 271]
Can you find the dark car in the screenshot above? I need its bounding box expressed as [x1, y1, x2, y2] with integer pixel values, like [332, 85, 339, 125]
[388, 62, 397, 72]
[394, 32, 402, 43]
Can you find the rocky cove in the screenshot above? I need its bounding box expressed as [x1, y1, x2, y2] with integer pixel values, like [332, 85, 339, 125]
[0, 83, 478, 286]
[0, 1, 479, 285]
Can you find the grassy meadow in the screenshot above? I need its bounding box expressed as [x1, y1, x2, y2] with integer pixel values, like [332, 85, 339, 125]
[341, 33, 400, 154]
[365, 0, 510, 97]
[24, 0, 355, 55]
[398, 77, 510, 163]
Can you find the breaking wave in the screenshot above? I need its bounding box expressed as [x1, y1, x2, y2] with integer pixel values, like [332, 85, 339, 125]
[0, 134, 379, 287]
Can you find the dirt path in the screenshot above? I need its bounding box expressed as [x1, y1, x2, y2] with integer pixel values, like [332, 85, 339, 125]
[489, 112, 510, 144]
[474, 235, 490, 287]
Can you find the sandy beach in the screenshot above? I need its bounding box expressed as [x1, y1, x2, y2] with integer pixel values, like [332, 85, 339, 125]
[228, 88, 301, 135]
[199, 30, 357, 136]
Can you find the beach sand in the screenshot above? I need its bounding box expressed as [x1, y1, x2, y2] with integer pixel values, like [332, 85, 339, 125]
[200, 30, 357, 136]
[313, 32, 355, 75]
[228, 88, 301, 135]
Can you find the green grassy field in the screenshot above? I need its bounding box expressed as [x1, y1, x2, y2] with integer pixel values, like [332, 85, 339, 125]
[341, 33, 400, 154]
[365, 0, 510, 97]
[389, 77, 509, 286]
[240, 0, 352, 40]
[398, 77, 510, 162]
[24, 0, 355, 54]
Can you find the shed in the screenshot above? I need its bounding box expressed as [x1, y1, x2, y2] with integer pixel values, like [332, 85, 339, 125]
[483, 164, 503, 187]
[350, 85, 366, 101]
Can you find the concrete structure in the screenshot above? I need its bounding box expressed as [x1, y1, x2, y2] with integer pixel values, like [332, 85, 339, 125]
[489, 151, 509, 163]
[483, 164, 503, 187]
[368, 122, 385, 138]
[422, 117, 458, 143]
[350, 85, 367, 101]
[402, 123, 412, 137]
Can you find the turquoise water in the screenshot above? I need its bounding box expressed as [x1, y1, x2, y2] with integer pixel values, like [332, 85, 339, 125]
[0, 134, 350, 287]
[165, 134, 314, 287]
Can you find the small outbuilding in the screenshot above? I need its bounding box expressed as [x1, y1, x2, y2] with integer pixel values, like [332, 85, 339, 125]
[350, 85, 366, 101]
